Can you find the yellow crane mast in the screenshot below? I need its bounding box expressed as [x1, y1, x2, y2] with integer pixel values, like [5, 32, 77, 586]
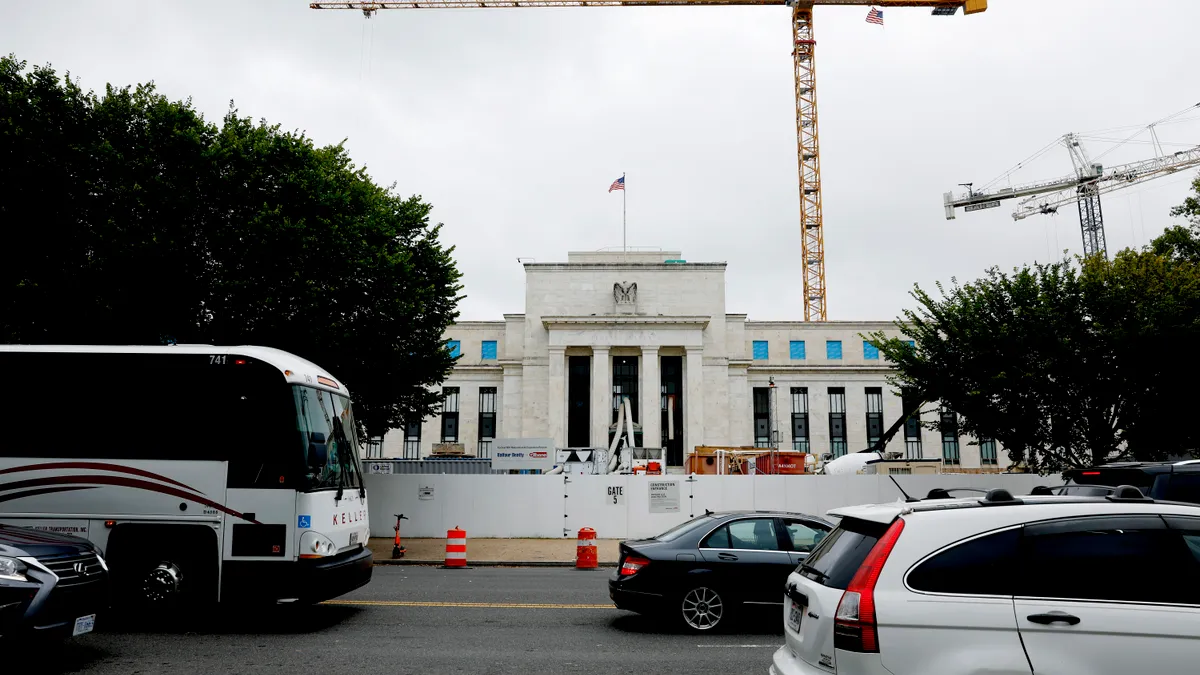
[312, 0, 987, 321]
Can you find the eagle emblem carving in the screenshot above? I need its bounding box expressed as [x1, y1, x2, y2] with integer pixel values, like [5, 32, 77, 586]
[613, 281, 638, 304]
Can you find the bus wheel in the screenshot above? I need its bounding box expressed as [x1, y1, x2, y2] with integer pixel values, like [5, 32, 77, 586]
[142, 560, 185, 604]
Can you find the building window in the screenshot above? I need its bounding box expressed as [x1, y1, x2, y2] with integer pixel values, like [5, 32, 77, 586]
[752, 341, 769, 360]
[863, 341, 880, 360]
[902, 387, 922, 459]
[612, 356, 640, 445]
[403, 421, 421, 459]
[441, 387, 460, 442]
[940, 408, 960, 465]
[865, 388, 884, 448]
[361, 436, 384, 459]
[980, 438, 998, 466]
[791, 387, 809, 452]
[826, 340, 842, 360]
[447, 340, 461, 358]
[753, 387, 773, 448]
[829, 387, 847, 457]
[790, 341, 806, 360]
[481, 341, 497, 360]
[478, 387, 497, 457]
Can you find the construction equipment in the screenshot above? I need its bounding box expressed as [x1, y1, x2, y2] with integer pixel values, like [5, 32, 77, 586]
[945, 103, 1200, 259]
[312, 0, 988, 321]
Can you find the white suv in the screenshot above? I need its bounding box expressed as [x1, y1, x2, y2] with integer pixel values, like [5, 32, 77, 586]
[770, 486, 1200, 675]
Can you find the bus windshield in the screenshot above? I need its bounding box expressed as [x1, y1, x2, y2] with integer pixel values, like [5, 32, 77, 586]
[293, 385, 363, 491]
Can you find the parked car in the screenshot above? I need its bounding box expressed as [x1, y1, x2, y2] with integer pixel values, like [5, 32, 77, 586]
[609, 510, 833, 631]
[770, 486, 1200, 675]
[0, 524, 109, 640]
[1062, 459, 1200, 503]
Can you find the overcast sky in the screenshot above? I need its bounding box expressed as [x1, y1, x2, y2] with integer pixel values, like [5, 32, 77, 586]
[4, 0, 1199, 321]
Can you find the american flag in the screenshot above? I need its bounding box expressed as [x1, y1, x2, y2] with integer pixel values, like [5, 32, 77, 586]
[608, 175, 625, 192]
[865, 7, 884, 25]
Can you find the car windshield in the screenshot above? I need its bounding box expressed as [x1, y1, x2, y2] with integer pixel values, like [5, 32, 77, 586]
[655, 515, 717, 542]
[293, 385, 363, 491]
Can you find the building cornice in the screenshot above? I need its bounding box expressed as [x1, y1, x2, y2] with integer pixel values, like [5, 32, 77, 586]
[524, 263, 726, 271]
[744, 320, 900, 330]
[541, 315, 711, 329]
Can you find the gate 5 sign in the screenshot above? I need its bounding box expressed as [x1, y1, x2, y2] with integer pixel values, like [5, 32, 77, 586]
[607, 485, 625, 506]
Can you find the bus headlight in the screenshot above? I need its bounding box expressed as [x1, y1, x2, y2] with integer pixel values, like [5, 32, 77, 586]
[299, 531, 337, 558]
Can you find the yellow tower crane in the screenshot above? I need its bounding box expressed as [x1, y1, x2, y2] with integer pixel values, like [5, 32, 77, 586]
[312, 0, 988, 321]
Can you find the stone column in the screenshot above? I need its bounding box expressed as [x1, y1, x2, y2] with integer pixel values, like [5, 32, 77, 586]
[590, 347, 611, 449]
[685, 347, 705, 461]
[640, 347, 661, 450]
[548, 347, 566, 449]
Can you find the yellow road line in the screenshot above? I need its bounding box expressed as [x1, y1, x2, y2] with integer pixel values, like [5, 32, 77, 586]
[323, 599, 616, 610]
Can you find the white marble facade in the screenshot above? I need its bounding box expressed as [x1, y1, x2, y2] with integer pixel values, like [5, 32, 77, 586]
[380, 249, 1008, 471]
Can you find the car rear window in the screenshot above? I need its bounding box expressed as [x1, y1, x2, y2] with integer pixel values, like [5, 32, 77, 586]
[655, 515, 716, 542]
[798, 516, 888, 590]
[907, 527, 1019, 595]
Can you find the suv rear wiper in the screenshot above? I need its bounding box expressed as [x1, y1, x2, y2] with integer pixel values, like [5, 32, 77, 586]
[798, 562, 829, 582]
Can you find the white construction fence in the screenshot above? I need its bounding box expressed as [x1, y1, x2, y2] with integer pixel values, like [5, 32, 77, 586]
[364, 472, 1056, 540]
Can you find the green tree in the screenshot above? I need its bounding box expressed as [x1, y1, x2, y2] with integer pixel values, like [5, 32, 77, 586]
[868, 180, 1200, 473]
[0, 56, 463, 437]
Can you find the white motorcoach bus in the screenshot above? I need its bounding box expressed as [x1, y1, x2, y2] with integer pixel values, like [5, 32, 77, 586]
[0, 345, 372, 605]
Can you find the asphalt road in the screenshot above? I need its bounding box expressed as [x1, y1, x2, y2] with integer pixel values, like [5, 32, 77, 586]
[18, 566, 785, 675]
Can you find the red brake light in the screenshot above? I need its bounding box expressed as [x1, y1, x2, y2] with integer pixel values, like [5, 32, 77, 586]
[620, 555, 650, 576]
[834, 517, 905, 653]
[1082, 471, 1101, 476]
[234, 359, 247, 365]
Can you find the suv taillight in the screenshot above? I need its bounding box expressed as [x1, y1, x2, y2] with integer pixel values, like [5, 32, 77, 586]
[620, 555, 650, 576]
[834, 517, 905, 653]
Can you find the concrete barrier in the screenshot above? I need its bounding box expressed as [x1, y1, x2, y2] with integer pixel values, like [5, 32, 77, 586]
[364, 473, 1055, 540]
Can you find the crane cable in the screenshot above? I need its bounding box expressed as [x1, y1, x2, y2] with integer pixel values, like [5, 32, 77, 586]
[1091, 102, 1200, 164]
[979, 102, 1200, 193]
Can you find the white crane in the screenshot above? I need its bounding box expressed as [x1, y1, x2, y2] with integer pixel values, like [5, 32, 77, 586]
[944, 103, 1200, 258]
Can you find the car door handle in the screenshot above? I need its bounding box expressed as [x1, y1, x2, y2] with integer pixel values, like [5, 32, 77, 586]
[1027, 612, 1081, 626]
[717, 552, 739, 561]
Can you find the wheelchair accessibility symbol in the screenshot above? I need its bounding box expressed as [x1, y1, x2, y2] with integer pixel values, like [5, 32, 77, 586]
[297, 515, 311, 529]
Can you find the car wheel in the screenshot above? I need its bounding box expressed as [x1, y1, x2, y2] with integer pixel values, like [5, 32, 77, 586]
[679, 586, 726, 632]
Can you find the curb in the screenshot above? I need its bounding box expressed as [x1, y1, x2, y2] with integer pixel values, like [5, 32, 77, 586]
[374, 559, 618, 568]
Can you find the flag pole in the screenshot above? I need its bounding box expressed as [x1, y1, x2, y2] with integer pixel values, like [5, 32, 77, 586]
[622, 172, 627, 261]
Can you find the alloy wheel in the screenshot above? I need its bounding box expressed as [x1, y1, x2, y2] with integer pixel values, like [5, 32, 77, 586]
[681, 587, 724, 631]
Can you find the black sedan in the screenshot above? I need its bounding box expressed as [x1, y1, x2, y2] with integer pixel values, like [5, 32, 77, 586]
[609, 510, 833, 631]
[1, 524, 109, 640]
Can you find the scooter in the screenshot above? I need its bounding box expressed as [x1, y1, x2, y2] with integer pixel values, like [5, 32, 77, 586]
[392, 513, 409, 559]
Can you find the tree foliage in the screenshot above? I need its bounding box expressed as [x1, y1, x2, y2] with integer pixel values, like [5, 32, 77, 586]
[0, 55, 463, 437]
[869, 177, 1200, 473]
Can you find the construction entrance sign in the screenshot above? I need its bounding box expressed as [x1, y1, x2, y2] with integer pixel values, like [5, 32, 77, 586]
[648, 480, 680, 513]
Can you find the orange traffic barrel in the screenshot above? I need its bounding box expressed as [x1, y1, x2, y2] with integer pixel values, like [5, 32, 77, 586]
[445, 527, 467, 568]
[576, 527, 597, 570]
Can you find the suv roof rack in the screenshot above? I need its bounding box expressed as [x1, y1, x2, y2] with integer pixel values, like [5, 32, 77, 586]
[1105, 485, 1154, 503]
[979, 488, 1022, 506]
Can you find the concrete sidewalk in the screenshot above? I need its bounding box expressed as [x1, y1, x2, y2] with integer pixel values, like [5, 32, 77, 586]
[368, 537, 622, 567]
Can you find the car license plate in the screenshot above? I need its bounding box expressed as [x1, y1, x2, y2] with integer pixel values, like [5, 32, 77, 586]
[349, 530, 359, 545]
[787, 600, 803, 633]
[73, 614, 96, 637]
